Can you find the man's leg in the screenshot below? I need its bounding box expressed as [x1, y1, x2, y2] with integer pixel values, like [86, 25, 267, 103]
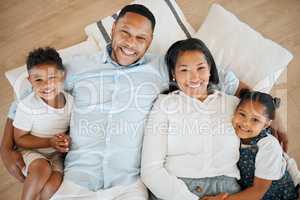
[50, 179, 99, 200]
[111, 179, 148, 200]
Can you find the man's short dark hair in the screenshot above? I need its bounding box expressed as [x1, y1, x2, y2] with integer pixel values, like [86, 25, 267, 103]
[116, 4, 156, 31]
[26, 47, 64, 71]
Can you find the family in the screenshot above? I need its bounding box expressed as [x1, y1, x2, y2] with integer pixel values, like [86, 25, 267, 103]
[1, 4, 299, 200]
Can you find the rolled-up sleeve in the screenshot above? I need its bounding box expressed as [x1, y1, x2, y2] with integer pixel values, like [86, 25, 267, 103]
[141, 96, 198, 200]
[218, 69, 240, 96]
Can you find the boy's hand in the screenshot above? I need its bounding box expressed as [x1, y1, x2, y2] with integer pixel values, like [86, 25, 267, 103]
[201, 193, 228, 200]
[49, 133, 71, 153]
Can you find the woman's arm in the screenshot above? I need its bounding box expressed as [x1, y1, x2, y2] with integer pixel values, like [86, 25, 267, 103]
[141, 97, 198, 200]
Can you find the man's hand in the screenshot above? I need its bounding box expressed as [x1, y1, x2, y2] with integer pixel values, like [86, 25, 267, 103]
[49, 132, 71, 153]
[201, 193, 228, 200]
[1, 149, 25, 182]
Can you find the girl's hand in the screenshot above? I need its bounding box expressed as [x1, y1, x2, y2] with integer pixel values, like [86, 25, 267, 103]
[49, 133, 71, 152]
[201, 193, 229, 200]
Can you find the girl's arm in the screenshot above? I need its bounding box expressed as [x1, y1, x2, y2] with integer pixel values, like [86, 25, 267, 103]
[202, 177, 272, 200]
[225, 177, 272, 200]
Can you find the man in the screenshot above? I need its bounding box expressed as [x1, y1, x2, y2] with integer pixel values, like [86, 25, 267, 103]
[0, 4, 288, 200]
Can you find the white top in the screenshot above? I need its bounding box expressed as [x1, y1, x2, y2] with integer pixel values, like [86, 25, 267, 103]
[141, 90, 240, 200]
[13, 91, 73, 154]
[250, 134, 286, 180]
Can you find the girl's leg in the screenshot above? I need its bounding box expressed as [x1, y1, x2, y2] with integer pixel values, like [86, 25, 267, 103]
[22, 158, 52, 200]
[40, 171, 63, 200]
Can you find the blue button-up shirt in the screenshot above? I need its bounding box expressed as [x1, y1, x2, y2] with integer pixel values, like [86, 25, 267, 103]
[62, 45, 169, 191]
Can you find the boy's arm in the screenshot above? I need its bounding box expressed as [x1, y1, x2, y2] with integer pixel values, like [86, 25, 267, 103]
[235, 80, 288, 152]
[14, 127, 51, 149]
[14, 128, 70, 152]
[0, 118, 25, 182]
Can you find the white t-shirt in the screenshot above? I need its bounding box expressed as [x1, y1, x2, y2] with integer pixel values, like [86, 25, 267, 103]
[141, 90, 240, 200]
[251, 134, 287, 180]
[13, 91, 73, 154]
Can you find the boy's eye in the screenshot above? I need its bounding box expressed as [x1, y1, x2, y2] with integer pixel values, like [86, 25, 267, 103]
[239, 112, 246, 117]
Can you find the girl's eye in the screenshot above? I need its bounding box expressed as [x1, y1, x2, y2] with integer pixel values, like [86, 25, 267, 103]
[48, 76, 56, 80]
[252, 118, 260, 123]
[180, 69, 188, 72]
[197, 66, 205, 70]
[35, 79, 42, 82]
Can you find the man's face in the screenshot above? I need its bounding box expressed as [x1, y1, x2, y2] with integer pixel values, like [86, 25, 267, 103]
[111, 12, 153, 66]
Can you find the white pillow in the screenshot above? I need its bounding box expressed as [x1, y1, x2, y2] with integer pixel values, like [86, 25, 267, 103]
[5, 36, 100, 99]
[195, 4, 293, 92]
[84, 0, 195, 54]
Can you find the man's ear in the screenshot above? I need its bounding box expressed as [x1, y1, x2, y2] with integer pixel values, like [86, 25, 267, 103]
[111, 22, 116, 38]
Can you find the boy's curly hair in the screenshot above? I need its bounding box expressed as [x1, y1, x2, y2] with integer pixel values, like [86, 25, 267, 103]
[26, 47, 64, 71]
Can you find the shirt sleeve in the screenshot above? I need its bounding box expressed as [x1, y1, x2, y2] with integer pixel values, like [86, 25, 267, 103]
[141, 96, 198, 200]
[12, 102, 33, 133]
[218, 69, 240, 96]
[7, 100, 18, 120]
[255, 135, 286, 180]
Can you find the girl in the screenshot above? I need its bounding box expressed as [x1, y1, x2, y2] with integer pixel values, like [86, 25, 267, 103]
[141, 38, 241, 200]
[204, 90, 299, 200]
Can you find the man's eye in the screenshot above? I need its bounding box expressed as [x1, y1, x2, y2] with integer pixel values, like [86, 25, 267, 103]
[137, 36, 146, 41]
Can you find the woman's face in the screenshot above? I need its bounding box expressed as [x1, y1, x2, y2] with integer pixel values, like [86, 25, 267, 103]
[232, 100, 271, 139]
[174, 50, 210, 99]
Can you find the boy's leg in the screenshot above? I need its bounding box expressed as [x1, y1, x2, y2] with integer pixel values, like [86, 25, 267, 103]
[22, 158, 52, 200]
[40, 171, 63, 200]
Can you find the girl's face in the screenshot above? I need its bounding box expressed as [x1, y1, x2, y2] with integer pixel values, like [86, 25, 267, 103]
[233, 100, 271, 139]
[173, 50, 210, 99]
[28, 64, 65, 101]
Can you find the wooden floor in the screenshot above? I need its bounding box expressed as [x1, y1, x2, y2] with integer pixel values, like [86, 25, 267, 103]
[0, 0, 300, 199]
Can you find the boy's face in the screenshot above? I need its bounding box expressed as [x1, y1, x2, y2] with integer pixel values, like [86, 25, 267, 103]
[28, 64, 65, 101]
[111, 12, 153, 66]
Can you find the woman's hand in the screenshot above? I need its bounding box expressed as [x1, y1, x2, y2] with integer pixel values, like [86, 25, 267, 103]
[49, 132, 71, 153]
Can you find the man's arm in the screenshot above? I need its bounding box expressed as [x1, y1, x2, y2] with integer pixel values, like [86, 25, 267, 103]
[234, 80, 288, 151]
[0, 118, 25, 182]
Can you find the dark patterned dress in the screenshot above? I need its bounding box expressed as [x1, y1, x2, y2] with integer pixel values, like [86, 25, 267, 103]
[238, 129, 299, 200]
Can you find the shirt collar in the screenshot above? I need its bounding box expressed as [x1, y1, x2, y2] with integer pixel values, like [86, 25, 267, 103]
[173, 89, 222, 104]
[101, 43, 146, 67]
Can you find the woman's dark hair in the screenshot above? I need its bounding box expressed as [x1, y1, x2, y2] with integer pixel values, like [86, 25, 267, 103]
[164, 38, 219, 93]
[116, 4, 156, 32]
[26, 47, 64, 71]
[237, 89, 281, 120]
